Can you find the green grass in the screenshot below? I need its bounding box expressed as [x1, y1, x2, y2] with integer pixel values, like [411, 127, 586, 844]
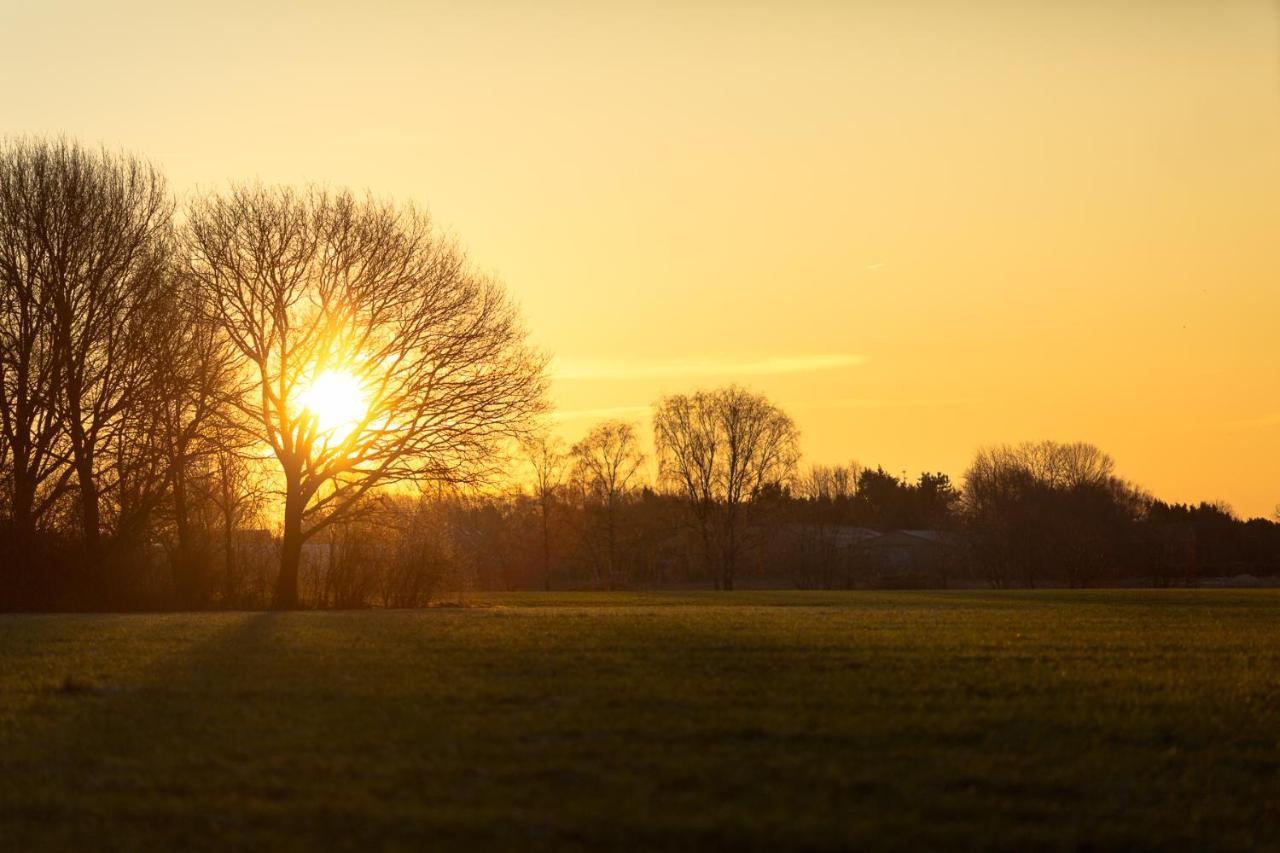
[1, 591, 1278, 851]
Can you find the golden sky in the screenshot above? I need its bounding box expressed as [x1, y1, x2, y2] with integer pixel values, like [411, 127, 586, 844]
[3, 0, 1278, 516]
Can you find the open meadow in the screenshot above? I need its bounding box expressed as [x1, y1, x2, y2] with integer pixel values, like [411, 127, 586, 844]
[2, 591, 1278, 851]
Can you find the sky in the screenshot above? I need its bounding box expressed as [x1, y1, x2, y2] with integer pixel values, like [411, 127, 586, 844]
[2, 0, 1278, 517]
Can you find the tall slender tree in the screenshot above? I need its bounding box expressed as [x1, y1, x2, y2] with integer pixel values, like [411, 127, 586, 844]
[524, 431, 567, 591]
[570, 421, 645, 588]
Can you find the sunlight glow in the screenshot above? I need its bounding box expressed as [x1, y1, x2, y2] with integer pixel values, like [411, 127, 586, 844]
[298, 369, 367, 443]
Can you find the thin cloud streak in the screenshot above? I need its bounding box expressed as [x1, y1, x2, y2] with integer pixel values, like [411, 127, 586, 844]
[553, 353, 866, 381]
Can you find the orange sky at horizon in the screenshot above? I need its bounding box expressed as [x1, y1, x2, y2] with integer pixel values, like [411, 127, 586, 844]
[2, 0, 1278, 516]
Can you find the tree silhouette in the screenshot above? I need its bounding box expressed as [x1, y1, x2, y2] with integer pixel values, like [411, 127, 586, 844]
[654, 386, 799, 590]
[570, 420, 645, 588]
[0, 138, 172, 603]
[184, 186, 546, 608]
[524, 431, 567, 591]
[963, 441, 1142, 587]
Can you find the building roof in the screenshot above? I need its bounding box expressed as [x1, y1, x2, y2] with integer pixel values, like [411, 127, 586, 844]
[864, 529, 957, 548]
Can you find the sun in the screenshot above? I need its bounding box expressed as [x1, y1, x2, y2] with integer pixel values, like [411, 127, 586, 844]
[298, 369, 367, 443]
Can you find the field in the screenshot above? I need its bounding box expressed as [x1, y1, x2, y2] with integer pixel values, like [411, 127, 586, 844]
[1, 591, 1278, 851]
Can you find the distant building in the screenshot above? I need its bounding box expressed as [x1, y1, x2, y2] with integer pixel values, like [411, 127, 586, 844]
[767, 524, 960, 589]
[859, 529, 961, 587]
[824, 526, 883, 548]
[301, 540, 333, 573]
[232, 528, 275, 559]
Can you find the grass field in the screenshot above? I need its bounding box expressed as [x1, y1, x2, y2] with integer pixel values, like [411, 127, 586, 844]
[1, 591, 1278, 851]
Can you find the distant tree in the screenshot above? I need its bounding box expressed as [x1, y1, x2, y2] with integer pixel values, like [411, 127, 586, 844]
[382, 496, 454, 607]
[798, 462, 862, 502]
[914, 472, 961, 528]
[788, 461, 866, 587]
[570, 420, 645, 588]
[1145, 499, 1280, 579]
[653, 386, 799, 590]
[1010, 440, 1116, 489]
[963, 441, 1141, 587]
[851, 467, 907, 528]
[184, 186, 546, 608]
[523, 431, 567, 590]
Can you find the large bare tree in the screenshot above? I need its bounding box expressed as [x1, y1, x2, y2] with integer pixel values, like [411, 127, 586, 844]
[654, 386, 799, 590]
[184, 186, 546, 608]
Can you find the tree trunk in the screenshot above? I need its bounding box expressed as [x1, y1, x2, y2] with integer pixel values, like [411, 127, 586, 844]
[4, 468, 37, 607]
[541, 500, 551, 591]
[65, 375, 101, 560]
[606, 501, 617, 590]
[172, 468, 196, 607]
[10, 464, 36, 544]
[73, 449, 101, 557]
[222, 517, 237, 606]
[274, 490, 304, 609]
[698, 508, 716, 590]
[723, 507, 738, 591]
[71, 441, 106, 608]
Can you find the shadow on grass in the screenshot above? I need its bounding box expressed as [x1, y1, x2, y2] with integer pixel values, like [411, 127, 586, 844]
[0, 614, 291, 847]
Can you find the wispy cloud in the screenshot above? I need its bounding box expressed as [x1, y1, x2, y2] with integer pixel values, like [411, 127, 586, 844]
[553, 353, 866, 381]
[1217, 412, 1280, 430]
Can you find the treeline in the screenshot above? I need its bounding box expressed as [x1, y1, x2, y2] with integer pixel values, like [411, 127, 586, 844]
[0, 137, 544, 610]
[402, 437, 1277, 598]
[277, 435, 1280, 605]
[2, 137, 1277, 611]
